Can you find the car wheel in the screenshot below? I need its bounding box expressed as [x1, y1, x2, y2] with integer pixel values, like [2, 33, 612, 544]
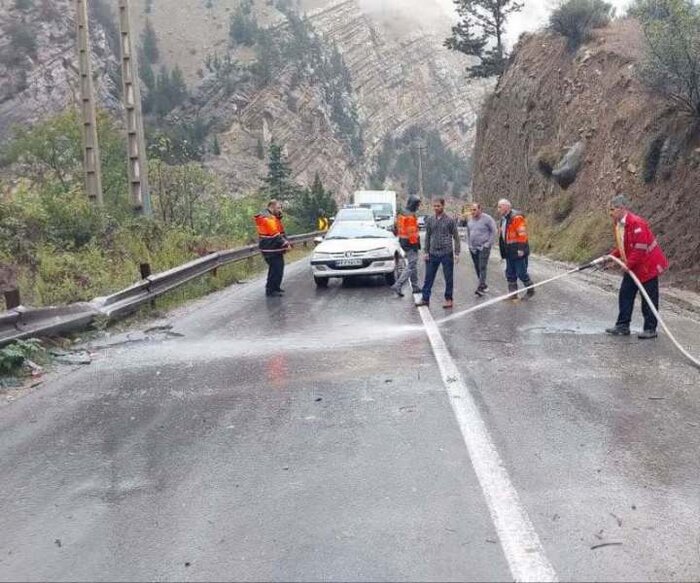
[385, 256, 400, 286]
[314, 276, 329, 288]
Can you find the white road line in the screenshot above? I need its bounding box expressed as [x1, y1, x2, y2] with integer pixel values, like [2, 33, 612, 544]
[418, 304, 558, 583]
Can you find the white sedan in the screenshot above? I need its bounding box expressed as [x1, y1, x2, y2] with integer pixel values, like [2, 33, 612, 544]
[311, 223, 405, 288]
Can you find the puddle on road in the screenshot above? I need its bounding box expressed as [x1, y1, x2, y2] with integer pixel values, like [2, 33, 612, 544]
[109, 322, 426, 368]
[518, 321, 602, 336]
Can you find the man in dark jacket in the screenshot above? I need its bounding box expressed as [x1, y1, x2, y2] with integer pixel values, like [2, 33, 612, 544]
[497, 198, 534, 300]
[254, 199, 291, 297]
[391, 194, 422, 297]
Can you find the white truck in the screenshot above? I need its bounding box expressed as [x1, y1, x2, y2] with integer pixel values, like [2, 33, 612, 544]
[352, 190, 397, 231]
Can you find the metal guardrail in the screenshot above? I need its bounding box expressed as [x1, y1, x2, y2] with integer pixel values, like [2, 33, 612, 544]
[0, 232, 322, 347]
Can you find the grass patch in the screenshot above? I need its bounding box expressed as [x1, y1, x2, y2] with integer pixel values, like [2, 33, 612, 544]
[551, 192, 575, 223]
[529, 210, 611, 263]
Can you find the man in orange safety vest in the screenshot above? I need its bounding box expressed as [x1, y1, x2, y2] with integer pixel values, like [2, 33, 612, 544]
[497, 198, 535, 300]
[254, 199, 291, 297]
[391, 194, 422, 298]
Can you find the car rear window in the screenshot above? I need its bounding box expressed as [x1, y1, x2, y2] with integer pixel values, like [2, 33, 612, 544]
[336, 209, 375, 221]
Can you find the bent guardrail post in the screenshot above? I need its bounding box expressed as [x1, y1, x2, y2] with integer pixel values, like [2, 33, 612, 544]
[0, 304, 99, 347]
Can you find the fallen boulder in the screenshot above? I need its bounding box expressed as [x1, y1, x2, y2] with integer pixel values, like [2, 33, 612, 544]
[552, 141, 586, 189]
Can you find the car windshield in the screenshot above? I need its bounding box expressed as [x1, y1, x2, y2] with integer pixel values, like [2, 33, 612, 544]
[360, 203, 393, 219]
[325, 224, 393, 240]
[335, 208, 375, 222]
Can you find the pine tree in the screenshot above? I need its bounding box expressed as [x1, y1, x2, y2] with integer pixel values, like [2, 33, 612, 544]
[311, 172, 324, 198]
[262, 142, 297, 201]
[294, 172, 337, 230]
[444, 0, 523, 78]
[229, 1, 258, 46]
[140, 56, 156, 91]
[141, 19, 160, 64]
[170, 66, 188, 107]
[154, 66, 172, 116]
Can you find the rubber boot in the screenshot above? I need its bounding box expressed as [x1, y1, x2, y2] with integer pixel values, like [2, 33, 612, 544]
[507, 281, 519, 301]
[523, 278, 535, 298]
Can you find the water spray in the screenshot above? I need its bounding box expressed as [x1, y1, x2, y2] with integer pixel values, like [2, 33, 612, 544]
[434, 255, 700, 370]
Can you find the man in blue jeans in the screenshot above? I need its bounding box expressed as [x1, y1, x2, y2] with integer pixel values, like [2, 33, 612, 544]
[497, 198, 534, 301]
[416, 198, 461, 309]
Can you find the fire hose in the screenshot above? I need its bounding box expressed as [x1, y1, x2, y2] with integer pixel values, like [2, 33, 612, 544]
[435, 254, 700, 370]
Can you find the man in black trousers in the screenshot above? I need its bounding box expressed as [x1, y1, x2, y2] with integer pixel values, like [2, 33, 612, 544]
[254, 199, 291, 297]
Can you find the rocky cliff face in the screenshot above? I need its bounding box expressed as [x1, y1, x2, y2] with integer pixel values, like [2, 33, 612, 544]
[136, 0, 487, 198]
[472, 19, 700, 290]
[0, 0, 484, 202]
[0, 0, 121, 140]
[308, 0, 488, 168]
[194, 62, 362, 199]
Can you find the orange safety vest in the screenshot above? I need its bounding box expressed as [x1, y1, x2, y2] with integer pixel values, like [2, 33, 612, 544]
[255, 214, 283, 237]
[396, 214, 419, 245]
[504, 214, 528, 245]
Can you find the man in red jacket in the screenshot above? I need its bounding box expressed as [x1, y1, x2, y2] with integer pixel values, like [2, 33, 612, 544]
[605, 195, 669, 339]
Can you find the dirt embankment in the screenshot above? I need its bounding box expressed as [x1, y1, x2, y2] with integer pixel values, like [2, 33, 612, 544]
[471, 19, 700, 291]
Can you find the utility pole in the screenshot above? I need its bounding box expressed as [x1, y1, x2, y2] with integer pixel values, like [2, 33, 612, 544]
[75, 0, 104, 206]
[118, 0, 152, 216]
[415, 139, 427, 201]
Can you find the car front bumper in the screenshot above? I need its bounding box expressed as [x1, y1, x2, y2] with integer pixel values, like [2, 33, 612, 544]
[311, 257, 396, 278]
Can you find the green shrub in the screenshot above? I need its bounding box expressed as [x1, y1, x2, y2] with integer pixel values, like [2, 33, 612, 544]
[552, 192, 575, 222]
[0, 108, 318, 309]
[0, 339, 43, 376]
[229, 0, 258, 46]
[549, 0, 615, 50]
[628, 0, 676, 21]
[638, 0, 700, 119]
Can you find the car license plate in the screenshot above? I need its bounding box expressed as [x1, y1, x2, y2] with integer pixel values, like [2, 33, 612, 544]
[336, 258, 363, 267]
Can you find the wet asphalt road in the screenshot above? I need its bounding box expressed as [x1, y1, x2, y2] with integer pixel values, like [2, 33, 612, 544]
[0, 252, 698, 582]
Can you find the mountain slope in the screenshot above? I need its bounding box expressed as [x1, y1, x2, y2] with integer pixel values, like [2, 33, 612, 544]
[472, 19, 700, 290]
[0, 0, 485, 201]
[0, 0, 120, 140]
[133, 0, 486, 197]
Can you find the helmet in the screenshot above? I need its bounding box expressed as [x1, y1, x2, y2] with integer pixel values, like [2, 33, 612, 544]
[406, 195, 421, 213]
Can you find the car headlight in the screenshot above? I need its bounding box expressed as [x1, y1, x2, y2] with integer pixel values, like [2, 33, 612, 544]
[366, 247, 392, 258]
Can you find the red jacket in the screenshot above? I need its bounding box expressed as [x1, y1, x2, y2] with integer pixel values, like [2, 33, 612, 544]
[610, 212, 668, 283]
